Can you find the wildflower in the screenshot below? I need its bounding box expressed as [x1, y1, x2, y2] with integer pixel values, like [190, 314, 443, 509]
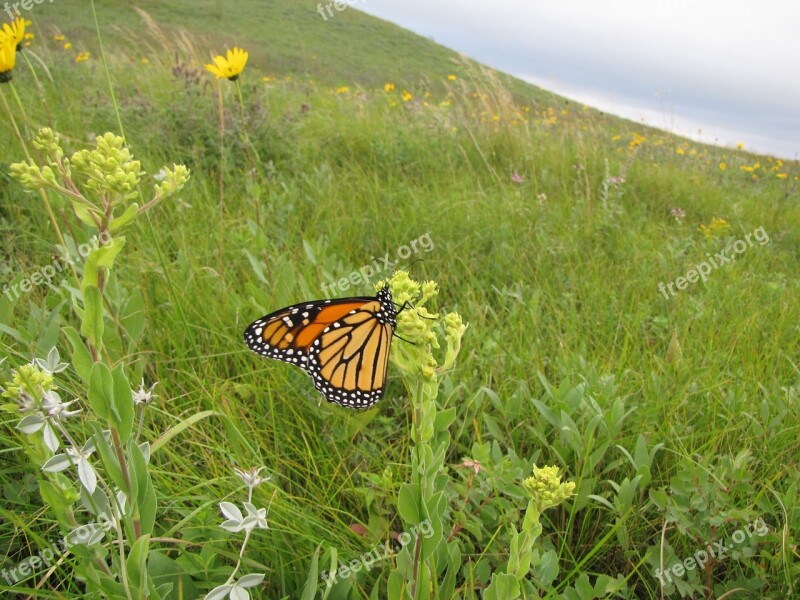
[0, 36, 16, 82]
[676, 147, 685, 155]
[401, 90, 412, 102]
[204, 47, 248, 81]
[54, 34, 65, 41]
[670, 207, 686, 222]
[41, 389, 81, 419]
[447, 74, 457, 81]
[63, 42, 72, 50]
[719, 162, 727, 171]
[335, 86, 349, 94]
[510, 171, 525, 184]
[132, 379, 158, 405]
[537, 192, 547, 204]
[776, 173, 788, 180]
[698, 217, 730, 240]
[1, 17, 24, 50]
[522, 465, 575, 513]
[141, 57, 149, 64]
[75, 51, 90, 63]
[459, 460, 484, 475]
[206, 574, 265, 600]
[608, 176, 625, 185]
[261, 75, 270, 82]
[42, 437, 100, 494]
[234, 466, 270, 491]
[219, 502, 269, 533]
[384, 82, 395, 92]
[736, 142, 744, 150]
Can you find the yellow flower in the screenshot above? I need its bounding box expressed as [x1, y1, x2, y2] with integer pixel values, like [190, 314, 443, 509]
[384, 82, 395, 92]
[776, 173, 788, 180]
[63, 42, 72, 49]
[54, 34, 65, 42]
[719, 162, 727, 171]
[141, 57, 149, 64]
[401, 90, 412, 102]
[447, 74, 457, 81]
[75, 52, 90, 63]
[204, 47, 248, 81]
[736, 142, 744, 150]
[261, 75, 270, 82]
[0, 36, 15, 82]
[1, 17, 24, 49]
[24, 32, 33, 40]
[24, 19, 31, 26]
[676, 147, 685, 155]
[335, 86, 349, 94]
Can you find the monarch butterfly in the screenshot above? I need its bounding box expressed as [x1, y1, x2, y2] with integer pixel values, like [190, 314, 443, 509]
[243, 285, 398, 409]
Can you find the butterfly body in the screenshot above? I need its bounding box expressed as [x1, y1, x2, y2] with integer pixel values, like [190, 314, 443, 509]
[243, 286, 397, 408]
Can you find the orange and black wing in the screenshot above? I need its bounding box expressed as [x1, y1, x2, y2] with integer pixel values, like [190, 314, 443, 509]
[243, 286, 397, 408]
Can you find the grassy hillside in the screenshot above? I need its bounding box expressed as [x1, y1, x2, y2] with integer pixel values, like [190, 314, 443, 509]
[1, 1, 799, 599]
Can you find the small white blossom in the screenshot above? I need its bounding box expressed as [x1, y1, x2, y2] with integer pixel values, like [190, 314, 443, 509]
[234, 466, 269, 491]
[205, 573, 264, 600]
[132, 379, 158, 406]
[41, 390, 82, 419]
[42, 438, 99, 493]
[34, 347, 70, 375]
[218, 501, 268, 533]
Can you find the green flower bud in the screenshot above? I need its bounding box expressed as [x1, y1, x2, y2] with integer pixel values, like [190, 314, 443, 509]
[522, 465, 576, 513]
[9, 161, 49, 190]
[32, 127, 64, 162]
[154, 164, 191, 197]
[2, 364, 53, 402]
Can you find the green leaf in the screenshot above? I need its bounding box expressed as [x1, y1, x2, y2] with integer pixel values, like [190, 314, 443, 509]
[148, 551, 198, 600]
[110, 203, 139, 232]
[88, 362, 114, 420]
[94, 236, 126, 269]
[151, 410, 218, 454]
[81, 284, 104, 352]
[126, 534, 150, 598]
[91, 423, 126, 492]
[397, 483, 422, 524]
[112, 364, 135, 443]
[129, 440, 157, 535]
[63, 326, 94, 383]
[484, 573, 520, 600]
[300, 544, 321, 600]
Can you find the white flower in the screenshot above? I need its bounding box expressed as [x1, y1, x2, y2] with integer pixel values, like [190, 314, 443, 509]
[133, 379, 158, 405]
[42, 437, 99, 493]
[219, 502, 269, 533]
[17, 414, 60, 452]
[153, 168, 167, 182]
[34, 347, 70, 375]
[204, 573, 264, 600]
[41, 390, 81, 419]
[234, 466, 270, 491]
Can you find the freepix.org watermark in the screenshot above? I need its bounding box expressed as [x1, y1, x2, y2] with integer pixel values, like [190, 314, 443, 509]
[316, 0, 366, 21]
[654, 517, 769, 586]
[2, 232, 112, 304]
[658, 226, 769, 300]
[1, 515, 113, 585]
[321, 232, 434, 298]
[3, 0, 54, 20]
[320, 519, 433, 585]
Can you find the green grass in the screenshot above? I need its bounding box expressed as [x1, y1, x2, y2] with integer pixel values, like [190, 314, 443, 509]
[1, 0, 799, 598]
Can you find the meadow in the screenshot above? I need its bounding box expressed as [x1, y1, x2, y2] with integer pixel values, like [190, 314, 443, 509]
[1, 1, 799, 598]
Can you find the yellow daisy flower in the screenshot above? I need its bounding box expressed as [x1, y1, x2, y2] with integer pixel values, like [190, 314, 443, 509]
[54, 34, 65, 42]
[63, 42, 72, 49]
[204, 47, 248, 81]
[0, 36, 16, 82]
[1, 17, 24, 50]
[447, 74, 457, 81]
[75, 51, 91, 62]
[401, 90, 412, 102]
[384, 82, 395, 92]
[719, 162, 727, 171]
[335, 86, 349, 94]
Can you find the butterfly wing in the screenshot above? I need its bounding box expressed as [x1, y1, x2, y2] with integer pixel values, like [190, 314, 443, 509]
[243, 286, 397, 408]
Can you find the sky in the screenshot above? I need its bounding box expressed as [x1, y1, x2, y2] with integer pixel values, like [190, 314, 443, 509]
[357, 0, 800, 160]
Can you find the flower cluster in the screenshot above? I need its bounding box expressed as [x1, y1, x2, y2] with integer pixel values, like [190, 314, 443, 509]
[523, 464, 576, 513]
